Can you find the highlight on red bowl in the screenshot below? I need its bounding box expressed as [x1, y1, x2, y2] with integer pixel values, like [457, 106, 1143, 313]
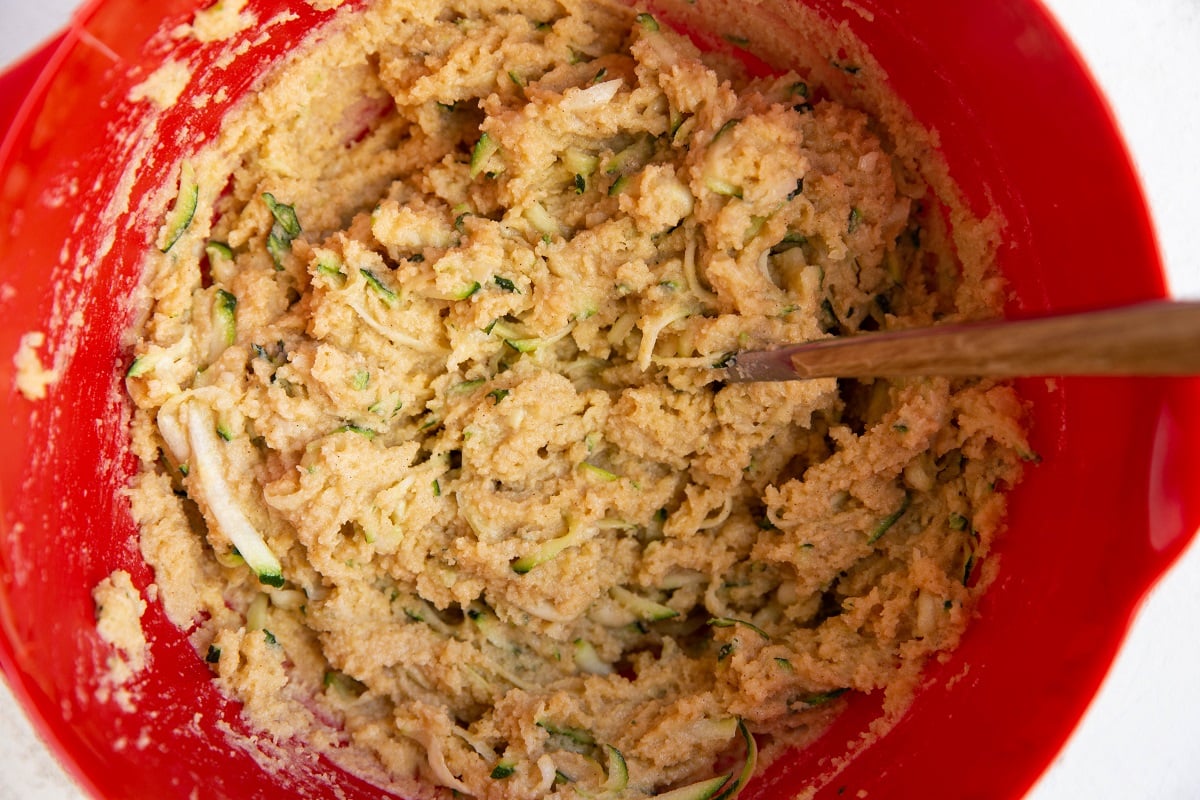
[1, 1, 1197, 798]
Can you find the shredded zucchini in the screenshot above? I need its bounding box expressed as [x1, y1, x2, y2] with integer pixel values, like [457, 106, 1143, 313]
[184, 401, 284, 587]
[470, 132, 502, 178]
[650, 775, 732, 800]
[160, 161, 199, 253]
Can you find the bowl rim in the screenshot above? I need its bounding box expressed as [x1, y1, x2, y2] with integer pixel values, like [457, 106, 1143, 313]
[1, 2, 1198, 798]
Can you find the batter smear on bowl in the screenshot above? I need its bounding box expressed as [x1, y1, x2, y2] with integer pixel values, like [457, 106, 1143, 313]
[124, 0, 1032, 796]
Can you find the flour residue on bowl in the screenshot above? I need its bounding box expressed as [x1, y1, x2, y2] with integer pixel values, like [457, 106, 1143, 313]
[185, 0, 257, 43]
[13, 331, 60, 401]
[122, 0, 1030, 797]
[91, 570, 149, 709]
[129, 60, 194, 109]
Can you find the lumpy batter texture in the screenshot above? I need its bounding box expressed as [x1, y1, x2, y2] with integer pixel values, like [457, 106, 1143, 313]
[124, 0, 1031, 797]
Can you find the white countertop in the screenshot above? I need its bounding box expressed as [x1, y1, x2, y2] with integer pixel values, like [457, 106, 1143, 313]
[1, 1, 1197, 798]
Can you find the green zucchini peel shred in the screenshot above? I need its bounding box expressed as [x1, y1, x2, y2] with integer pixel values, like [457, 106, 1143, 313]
[867, 492, 912, 544]
[796, 688, 848, 707]
[361, 268, 399, 306]
[612, 585, 678, 621]
[161, 161, 199, 254]
[470, 132, 502, 178]
[636, 12, 660, 31]
[600, 744, 629, 794]
[707, 617, 770, 640]
[711, 720, 757, 800]
[214, 289, 237, 347]
[512, 516, 590, 574]
[649, 774, 732, 800]
[263, 192, 301, 267]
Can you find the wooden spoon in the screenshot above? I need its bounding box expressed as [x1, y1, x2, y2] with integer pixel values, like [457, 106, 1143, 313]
[723, 300, 1200, 382]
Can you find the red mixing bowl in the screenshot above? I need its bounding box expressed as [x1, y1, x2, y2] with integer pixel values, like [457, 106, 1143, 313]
[1, 1, 1198, 798]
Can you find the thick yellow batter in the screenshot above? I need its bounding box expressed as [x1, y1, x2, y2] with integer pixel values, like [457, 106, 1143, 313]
[124, 0, 1030, 796]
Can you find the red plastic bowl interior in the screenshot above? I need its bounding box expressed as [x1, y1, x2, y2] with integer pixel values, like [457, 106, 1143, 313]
[1, 1, 1198, 798]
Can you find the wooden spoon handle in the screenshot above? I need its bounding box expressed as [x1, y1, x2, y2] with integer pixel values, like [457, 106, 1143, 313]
[725, 300, 1200, 381]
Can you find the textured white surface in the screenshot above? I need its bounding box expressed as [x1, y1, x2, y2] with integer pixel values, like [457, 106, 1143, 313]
[0, 1, 1197, 798]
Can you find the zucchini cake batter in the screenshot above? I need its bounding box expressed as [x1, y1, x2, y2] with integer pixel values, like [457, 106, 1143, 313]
[124, 0, 1031, 796]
